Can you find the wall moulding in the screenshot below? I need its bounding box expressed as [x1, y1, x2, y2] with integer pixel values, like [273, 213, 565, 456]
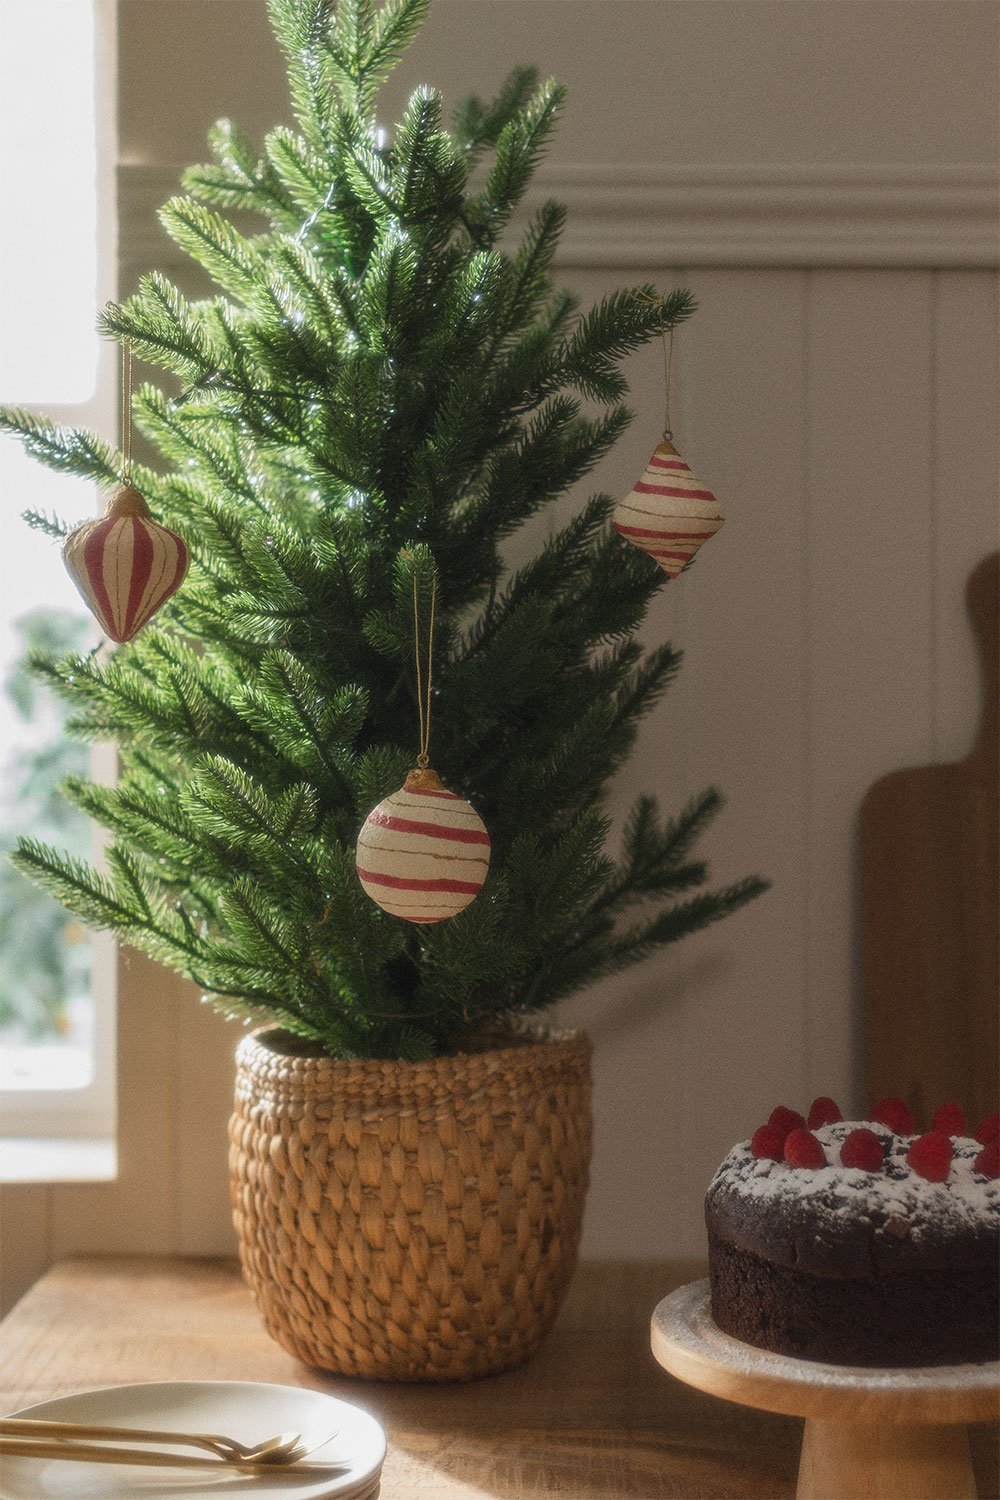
[119, 160, 998, 272]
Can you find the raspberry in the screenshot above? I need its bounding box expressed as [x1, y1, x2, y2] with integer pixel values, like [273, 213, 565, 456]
[907, 1131, 953, 1182]
[840, 1128, 885, 1172]
[768, 1105, 807, 1137]
[931, 1101, 967, 1136]
[974, 1111, 1000, 1145]
[974, 1141, 1000, 1178]
[784, 1128, 826, 1170]
[750, 1124, 786, 1161]
[807, 1096, 843, 1130]
[870, 1097, 915, 1136]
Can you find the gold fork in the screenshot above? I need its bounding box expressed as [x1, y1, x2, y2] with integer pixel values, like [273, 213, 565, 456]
[0, 1417, 341, 1470]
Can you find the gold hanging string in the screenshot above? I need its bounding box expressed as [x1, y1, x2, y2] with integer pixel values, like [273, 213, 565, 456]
[120, 340, 134, 484]
[637, 292, 675, 443]
[660, 323, 674, 444]
[412, 568, 437, 768]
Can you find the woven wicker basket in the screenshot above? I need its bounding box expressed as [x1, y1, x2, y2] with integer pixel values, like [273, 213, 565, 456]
[229, 1026, 592, 1381]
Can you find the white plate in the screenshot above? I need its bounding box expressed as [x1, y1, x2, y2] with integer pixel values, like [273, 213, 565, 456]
[0, 1381, 385, 1500]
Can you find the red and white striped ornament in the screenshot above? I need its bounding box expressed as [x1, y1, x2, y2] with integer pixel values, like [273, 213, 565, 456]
[356, 767, 490, 924]
[63, 484, 189, 643]
[612, 439, 724, 577]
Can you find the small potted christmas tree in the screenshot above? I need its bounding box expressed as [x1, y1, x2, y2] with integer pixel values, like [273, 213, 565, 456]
[1, 0, 765, 1380]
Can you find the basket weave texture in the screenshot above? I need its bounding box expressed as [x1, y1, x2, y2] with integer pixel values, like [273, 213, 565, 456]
[229, 1027, 592, 1381]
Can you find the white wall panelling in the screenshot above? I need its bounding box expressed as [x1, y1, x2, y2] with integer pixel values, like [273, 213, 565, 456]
[2, 0, 997, 1312]
[120, 162, 999, 271]
[558, 263, 997, 1258]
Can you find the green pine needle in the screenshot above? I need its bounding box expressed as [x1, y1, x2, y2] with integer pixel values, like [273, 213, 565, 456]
[4, 0, 766, 1058]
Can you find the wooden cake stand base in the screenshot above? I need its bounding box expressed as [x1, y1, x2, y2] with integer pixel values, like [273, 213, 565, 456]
[651, 1280, 999, 1500]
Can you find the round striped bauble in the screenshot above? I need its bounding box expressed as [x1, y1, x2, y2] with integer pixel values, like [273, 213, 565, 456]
[62, 484, 189, 643]
[612, 439, 724, 578]
[356, 768, 491, 924]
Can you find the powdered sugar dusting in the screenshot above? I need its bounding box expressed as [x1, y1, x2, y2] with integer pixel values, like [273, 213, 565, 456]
[708, 1122, 998, 1238]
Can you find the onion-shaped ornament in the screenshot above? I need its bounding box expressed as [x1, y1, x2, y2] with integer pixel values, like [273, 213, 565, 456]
[63, 484, 189, 643]
[356, 767, 490, 923]
[613, 439, 723, 577]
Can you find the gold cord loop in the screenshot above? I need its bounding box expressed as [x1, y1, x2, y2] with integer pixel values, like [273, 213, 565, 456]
[412, 567, 437, 769]
[661, 323, 674, 444]
[637, 291, 675, 443]
[120, 340, 134, 484]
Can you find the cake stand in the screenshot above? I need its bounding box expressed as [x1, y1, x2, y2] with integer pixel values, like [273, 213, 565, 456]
[651, 1280, 999, 1500]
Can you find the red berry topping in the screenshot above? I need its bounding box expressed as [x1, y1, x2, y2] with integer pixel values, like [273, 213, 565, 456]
[840, 1128, 885, 1173]
[974, 1111, 1000, 1145]
[907, 1131, 953, 1182]
[750, 1124, 787, 1162]
[807, 1096, 843, 1130]
[931, 1101, 967, 1136]
[768, 1105, 807, 1137]
[870, 1097, 916, 1136]
[973, 1140, 1000, 1178]
[784, 1128, 826, 1170]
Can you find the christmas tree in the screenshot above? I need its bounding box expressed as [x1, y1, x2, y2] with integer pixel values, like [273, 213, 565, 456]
[2, 0, 766, 1061]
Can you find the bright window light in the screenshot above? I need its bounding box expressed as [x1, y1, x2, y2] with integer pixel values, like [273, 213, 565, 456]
[0, 436, 96, 1094]
[0, 2, 99, 404]
[0, 0, 115, 1141]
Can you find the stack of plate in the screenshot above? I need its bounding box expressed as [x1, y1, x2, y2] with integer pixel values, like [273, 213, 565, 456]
[0, 1381, 387, 1499]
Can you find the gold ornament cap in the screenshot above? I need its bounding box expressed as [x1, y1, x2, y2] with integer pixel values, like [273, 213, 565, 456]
[404, 766, 446, 794]
[106, 483, 152, 520]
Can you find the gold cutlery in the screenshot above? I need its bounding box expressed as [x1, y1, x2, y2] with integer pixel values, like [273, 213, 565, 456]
[0, 1417, 345, 1472]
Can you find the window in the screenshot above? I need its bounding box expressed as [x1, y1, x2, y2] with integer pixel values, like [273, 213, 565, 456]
[0, 0, 117, 1160]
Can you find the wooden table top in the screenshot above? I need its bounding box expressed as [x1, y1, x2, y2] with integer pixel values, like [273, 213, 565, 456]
[1, 1257, 997, 1500]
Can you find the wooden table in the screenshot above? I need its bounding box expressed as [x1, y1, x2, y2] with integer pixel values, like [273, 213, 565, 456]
[1, 1258, 997, 1499]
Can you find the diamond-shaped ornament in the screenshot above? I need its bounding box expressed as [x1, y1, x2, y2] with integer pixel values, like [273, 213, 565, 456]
[63, 484, 189, 643]
[612, 439, 723, 577]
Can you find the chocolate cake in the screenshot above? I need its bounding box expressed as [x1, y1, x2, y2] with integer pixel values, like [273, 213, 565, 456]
[706, 1098, 1000, 1367]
